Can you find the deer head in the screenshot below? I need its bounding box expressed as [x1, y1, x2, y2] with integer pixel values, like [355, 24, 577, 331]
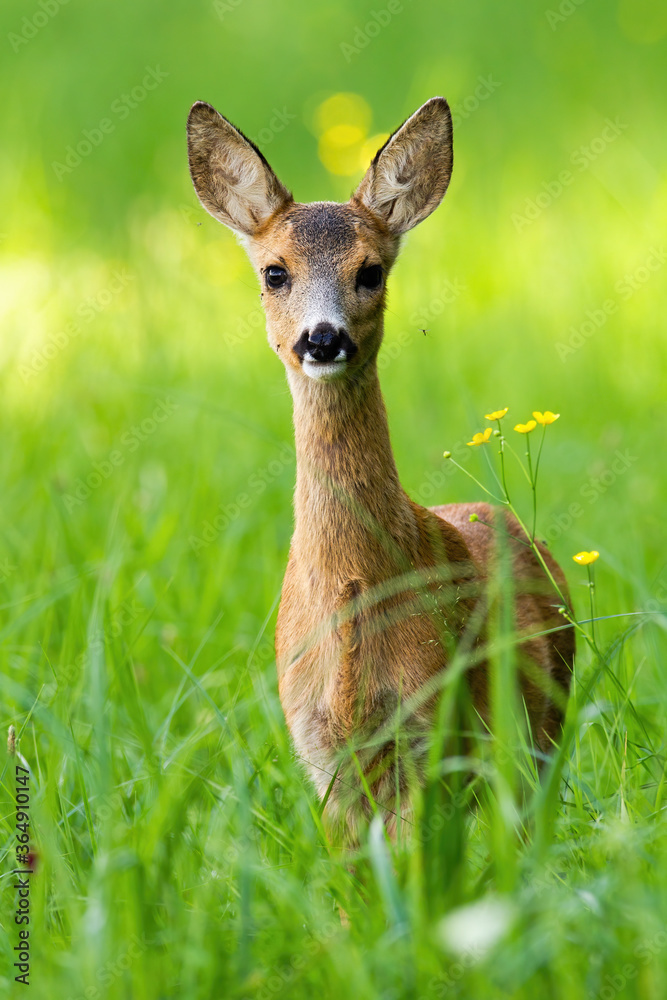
[186, 97, 453, 384]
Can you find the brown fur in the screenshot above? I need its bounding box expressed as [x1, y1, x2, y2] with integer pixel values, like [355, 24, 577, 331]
[186, 97, 574, 838]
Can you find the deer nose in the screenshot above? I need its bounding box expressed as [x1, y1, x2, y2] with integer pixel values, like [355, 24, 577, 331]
[308, 325, 341, 362]
[294, 323, 349, 364]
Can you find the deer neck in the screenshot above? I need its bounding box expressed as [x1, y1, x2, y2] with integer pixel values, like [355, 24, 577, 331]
[287, 358, 420, 584]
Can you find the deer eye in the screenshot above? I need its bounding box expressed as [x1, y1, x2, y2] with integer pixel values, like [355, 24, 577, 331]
[356, 264, 383, 291]
[266, 266, 288, 289]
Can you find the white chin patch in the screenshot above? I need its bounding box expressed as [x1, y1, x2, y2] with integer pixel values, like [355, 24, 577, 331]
[302, 359, 348, 381]
[301, 348, 348, 381]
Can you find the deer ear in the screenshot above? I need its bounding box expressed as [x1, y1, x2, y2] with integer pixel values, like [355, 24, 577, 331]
[353, 97, 453, 235]
[187, 102, 292, 236]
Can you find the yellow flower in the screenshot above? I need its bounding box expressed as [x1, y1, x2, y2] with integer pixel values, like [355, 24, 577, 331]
[484, 407, 508, 421]
[573, 551, 600, 565]
[514, 420, 537, 434]
[533, 410, 560, 425]
[467, 428, 493, 447]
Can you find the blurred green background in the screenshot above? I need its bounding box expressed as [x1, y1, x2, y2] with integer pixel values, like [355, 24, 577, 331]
[1, 0, 667, 997]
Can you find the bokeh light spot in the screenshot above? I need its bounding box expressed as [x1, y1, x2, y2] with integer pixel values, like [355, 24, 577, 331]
[318, 124, 367, 176]
[359, 133, 390, 171]
[314, 92, 372, 136]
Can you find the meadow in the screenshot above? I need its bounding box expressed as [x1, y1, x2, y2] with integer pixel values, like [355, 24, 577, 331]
[1, 0, 667, 997]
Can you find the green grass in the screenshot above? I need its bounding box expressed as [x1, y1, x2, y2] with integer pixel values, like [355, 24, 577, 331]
[2, 0, 667, 997]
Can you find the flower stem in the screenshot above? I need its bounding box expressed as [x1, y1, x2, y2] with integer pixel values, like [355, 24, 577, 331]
[448, 419, 604, 661]
[508, 501, 600, 654]
[503, 437, 533, 486]
[534, 424, 547, 481]
[446, 458, 506, 505]
[588, 564, 597, 647]
[525, 434, 535, 537]
[497, 421, 511, 504]
[531, 425, 547, 542]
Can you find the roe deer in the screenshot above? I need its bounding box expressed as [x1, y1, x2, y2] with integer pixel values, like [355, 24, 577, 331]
[187, 97, 574, 839]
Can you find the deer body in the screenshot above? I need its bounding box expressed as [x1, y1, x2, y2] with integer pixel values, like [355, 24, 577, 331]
[187, 97, 573, 835]
[276, 362, 475, 819]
